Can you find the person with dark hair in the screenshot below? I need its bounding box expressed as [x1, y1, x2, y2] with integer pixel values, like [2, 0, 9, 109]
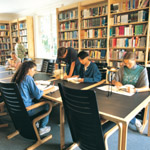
[112, 51, 149, 133]
[56, 47, 80, 79]
[6, 51, 21, 69]
[76, 51, 101, 83]
[15, 37, 27, 60]
[11, 61, 53, 136]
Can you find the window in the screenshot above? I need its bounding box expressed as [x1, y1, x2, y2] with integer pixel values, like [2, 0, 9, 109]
[36, 13, 57, 59]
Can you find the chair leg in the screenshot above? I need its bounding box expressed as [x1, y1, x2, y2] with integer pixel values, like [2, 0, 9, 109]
[27, 134, 52, 150]
[104, 125, 118, 150]
[7, 130, 19, 139]
[66, 143, 79, 150]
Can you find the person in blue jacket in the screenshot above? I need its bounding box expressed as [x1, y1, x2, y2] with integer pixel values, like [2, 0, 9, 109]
[11, 61, 53, 136]
[77, 51, 101, 83]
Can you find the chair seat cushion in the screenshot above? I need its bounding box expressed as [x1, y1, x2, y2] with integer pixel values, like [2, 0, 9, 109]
[102, 121, 116, 135]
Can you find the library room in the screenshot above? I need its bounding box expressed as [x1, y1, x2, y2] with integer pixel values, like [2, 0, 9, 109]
[0, 0, 150, 150]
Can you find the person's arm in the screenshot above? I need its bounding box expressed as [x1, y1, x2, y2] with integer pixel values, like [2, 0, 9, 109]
[15, 61, 21, 69]
[64, 61, 75, 79]
[43, 86, 55, 95]
[112, 67, 123, 88]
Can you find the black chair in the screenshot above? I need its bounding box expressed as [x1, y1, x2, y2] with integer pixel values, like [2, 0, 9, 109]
[0, 96, 8, 128]
[58, 83, 118, 150]
[41, 59, 55, 75]
[0, 82, 52, 150]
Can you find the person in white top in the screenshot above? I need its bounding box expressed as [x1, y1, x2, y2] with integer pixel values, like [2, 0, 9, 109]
[6, 51, 21, 69]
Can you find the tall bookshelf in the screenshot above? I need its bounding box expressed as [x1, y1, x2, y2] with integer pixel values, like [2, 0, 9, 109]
[56, 3, 79, 51]
[18, 16, 35, 59]
[108, 0, 150, 68]
[0, 21, 11, 65]
[80, 1, 108, 63]
[56, 0, 150, 70]
[11, 19, 18, 51]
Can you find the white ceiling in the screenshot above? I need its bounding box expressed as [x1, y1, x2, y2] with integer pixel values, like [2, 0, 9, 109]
[0, 0, 62, 14]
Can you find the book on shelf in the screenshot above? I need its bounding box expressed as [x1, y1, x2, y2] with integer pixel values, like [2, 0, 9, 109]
[82, 39, 107, 48]
[0, 25, 9, 30]
[19, 23, 27, 29]
[111, 0, 149, 13]
[60, 31, 78, 40]
[82, 5, 108, 18]
[111, 10, 148, 25]
[81, 17, 107, 28]
[81, 28, 107, 38]
[60, 41, 78, 48]
[89, 50, 106, 59]
[110, 37, 146, 48]
[0, 37, 10, 43]
[0, 31, 9, 36]
[59, 9, 78, 21]
[60, 21, 78, 31]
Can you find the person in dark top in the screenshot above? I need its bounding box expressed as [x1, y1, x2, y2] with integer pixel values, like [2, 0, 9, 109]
[77, 51, 101, 83]
[56, 47, 80, 79]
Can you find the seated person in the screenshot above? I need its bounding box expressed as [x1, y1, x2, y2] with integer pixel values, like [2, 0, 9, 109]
[112, 51, 149, 132]
[56, 47, 81, 79]
[76, 51, 101, 83]
[11, 61, 54, 136]
[6, 51, 21, 69]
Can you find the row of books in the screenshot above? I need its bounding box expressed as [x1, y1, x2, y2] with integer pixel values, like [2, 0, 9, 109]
[0, 37, 10, 43]
[111, 10, 148, 25]
[110, 24, 147, 36]
[0, 43, 10, 50]
[0, 31, 9, 36]
[0, 50, 10, 56]
[60, 31, 78, 40]
[82, 39, 107, 48]
[81, 17, 107, 28]
[60, 21, 78, 31]
[0, 25, 9, 30]
[60, 41, 78, 48]
[19, 23, 27, 29]
[109, 49, 145, 61]
[20, 30, 27, 36]
[111, 0, 149, 13]
[12, 31, 18, 37]
[81, 28, 107, 38]
[88, 50, 106, 59]
[59, 9, 78, 21]
[19, 37, 27, 42]
[11, 24, 18, 31]
[0, 56, 6, 63]
[110, 37, 146, 48]
[81, 5, 108, 18]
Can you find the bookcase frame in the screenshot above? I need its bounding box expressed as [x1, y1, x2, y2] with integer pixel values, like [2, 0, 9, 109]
[56, 0, 150, 68]
[0, 21, 11, 65]
[108, 0, 150, 67]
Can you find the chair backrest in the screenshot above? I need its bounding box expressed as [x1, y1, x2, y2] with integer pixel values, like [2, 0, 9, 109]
[58, 83, 105, 150]
[0, 82, 37, 140]
[41, 59, 55, 74]
[22, 58, 32, 62]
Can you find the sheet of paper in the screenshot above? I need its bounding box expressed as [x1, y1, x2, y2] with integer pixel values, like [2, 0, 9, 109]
[66, 77, 80, 84]
[97, 85, 135, 96]
[37, 84, 58, 92]
[35, 80, 51, 85]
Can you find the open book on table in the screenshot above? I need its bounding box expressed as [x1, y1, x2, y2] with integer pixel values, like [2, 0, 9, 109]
[35, 80, 59, 92]
[97, 84, 135, 96]
[66, 77, 81, 84]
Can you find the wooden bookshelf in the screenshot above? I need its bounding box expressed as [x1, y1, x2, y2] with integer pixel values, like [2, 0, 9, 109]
[80, 1, 108, 62]
[0, 21, 11, 65]
[57, 3, 79, 51]
[109, 0, 149, 68]
[17, 16, 35, 59]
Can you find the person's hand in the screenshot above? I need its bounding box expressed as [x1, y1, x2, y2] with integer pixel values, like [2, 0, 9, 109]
[115, 81, 123, 88]
[126, 87, 136, 93]
[78, 78, 84, 82]
[63, 75, 71, 79]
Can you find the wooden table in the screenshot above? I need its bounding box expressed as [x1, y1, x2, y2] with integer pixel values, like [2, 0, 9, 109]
[1, 71, 150, 150]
